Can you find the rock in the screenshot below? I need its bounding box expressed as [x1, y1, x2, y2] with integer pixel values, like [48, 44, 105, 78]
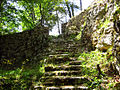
[114, 82, 120, 89]
[96, 33, 113, 51]
[62, 0, 117, 52]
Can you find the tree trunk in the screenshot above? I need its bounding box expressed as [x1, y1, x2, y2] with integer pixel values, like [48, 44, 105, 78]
[31, 5, 35, 25]
[39, 3, 44, 26]
[66, 2, 71, 18]
[80, 0, 82, 11]
[71, 3, 74, 17]
[56, 11, 60, 34]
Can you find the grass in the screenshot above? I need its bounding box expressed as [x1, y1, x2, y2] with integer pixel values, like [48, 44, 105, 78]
[0, 60, 45, 90]
[78, 49, 108, 78]
[77, 49, 117, 89]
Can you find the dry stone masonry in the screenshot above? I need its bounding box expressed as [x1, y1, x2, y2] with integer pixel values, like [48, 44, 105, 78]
[62, 0, 120, 74]
[0, 26, 49, 68]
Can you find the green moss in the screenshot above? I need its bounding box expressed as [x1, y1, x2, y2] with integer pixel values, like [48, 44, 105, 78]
[0, 62, 44, 89]
[77, 49, 113, 76]
[97, 18, 110, 29]
[76, 32, 82, 40]
[77, 49, 116, 88]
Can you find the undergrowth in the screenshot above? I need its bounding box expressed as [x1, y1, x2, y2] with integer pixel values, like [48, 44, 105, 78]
[0, 60, 45, 90]
[77, 49, 116, 89]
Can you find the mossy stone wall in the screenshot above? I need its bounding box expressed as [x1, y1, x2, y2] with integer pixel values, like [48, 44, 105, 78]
[0, 26, 49, 68]
[62, 0, 120, 74]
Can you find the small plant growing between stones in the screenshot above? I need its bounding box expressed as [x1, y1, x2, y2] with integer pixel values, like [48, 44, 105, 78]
[77, 49, 115, 89]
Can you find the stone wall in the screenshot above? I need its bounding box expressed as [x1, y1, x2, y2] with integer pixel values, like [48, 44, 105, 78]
[0, 26, 49, 68]
[64, 0, 117, 51]
[113, 9, 120, 73]
[62, 0, 120, 73]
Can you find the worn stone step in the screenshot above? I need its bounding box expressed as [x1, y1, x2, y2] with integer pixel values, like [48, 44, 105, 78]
[69, 61, 82, 65]
[55, 49, 75, 52]
[34, 85, 89, 90]
[61, 47, 77, 50]
[49, 54, 69, 57]
[66, 47, 78, 49]
[52, 52, 69, 54]
[45, 65, 83, 72]
[54, 51, 69, 54]
[41, 76, 91, 86]
[46, 56, 74, 64]
[48, 54, 77, 60]
[44, 70, 82, 76]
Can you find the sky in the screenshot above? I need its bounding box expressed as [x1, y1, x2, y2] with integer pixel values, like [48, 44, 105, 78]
[73, 0, 94, 15]
[49, 0, 94, 35]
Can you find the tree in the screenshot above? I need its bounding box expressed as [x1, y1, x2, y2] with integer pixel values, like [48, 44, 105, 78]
[0, 0, 21, 35]
[65, 1, 72, 18]
[18, 0, 65, 29]
[80, 0, 82, 11]
[0, 0, 64, 34]
[0, 0, 78, 35]
[64, 0, 79, 18]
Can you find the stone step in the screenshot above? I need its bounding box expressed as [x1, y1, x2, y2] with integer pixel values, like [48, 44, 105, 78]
[52, 51, 69, 54]
[49, 54, 69, 57]
[56, 47, 78, 50]
[55, 49, 75, 52]
[34, 85, 89, 90]
[66, 46, 79, 49]
[51, 49, 78, 55]
[69, 61, 82, 65]
[41, 76, 91, 86]
[45, 65, 83, 72]
[46, 57, 74, 64]
[44, 70, 82, 76]
[54, 50, 69, 53]
[48, 54, 77, 60]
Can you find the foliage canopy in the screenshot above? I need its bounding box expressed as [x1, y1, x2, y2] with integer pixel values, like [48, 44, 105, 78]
[0, 0, 79, 35]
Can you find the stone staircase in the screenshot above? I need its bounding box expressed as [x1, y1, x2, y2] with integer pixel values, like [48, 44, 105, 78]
[34, 60, 91, 90]
[34, 37, 91, 90]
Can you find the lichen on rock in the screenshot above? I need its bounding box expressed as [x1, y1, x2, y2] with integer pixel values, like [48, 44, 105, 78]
[62, 0, 120, 74]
